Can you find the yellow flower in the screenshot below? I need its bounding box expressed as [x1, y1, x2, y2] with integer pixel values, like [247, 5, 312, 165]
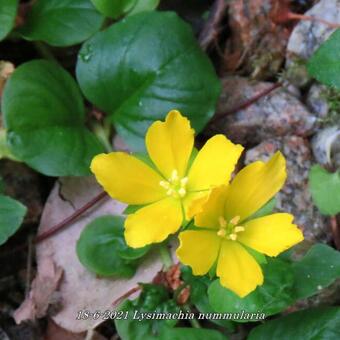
[90, 110, 243, 248]
[176, 152, 304, 298]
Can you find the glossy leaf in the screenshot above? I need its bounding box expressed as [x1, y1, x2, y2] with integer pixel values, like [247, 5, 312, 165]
[2, 60, 104, 176]
[0, 194, 27, 245]
[208, 259, 295, 321]
[76, 215, 149, 277]
[76, 11, 220, 151]
[91, 0, 136, 18]
[248, 307, 340, 340]
[309, 165, 340, 215]
[308, 29, 340, 89]
[19, 0, 104, 47]
[291, 244, 340, 300]
[0, 0, 18, 41]
[129, 0, 159, 15]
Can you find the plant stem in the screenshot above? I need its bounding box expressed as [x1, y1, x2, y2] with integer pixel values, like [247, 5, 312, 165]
[211, 82, 282, 124]
[93, 121, 113, 152]
[159, 243, 172, 270]
[35, 191, 108, 243]
[33, 41, 58, 63]
[183, 305, 201, 328]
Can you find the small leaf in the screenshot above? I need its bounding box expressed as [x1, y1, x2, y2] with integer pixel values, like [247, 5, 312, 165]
[2, 60, 104, 176]
[19, 0, 104, 47]
[309, 165, 340, 215]
[76, 215, 149, 277]
[307, 29, 340, 89]
[76, 11, 220, 151]
[0, 194, 27, 245]
[0, 129, 17, 161]
[91, 0, 136, 18]
[248, 307, 340, 340]
[0, 0, 18, 41]
[129, 0, 159, 16]
[208, 259, 295, 321]
[291, 244, 340, 300]
[159, 327, 227, 340]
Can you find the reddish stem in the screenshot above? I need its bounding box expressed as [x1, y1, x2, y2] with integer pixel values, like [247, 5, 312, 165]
[211, 82, 282, 124]
[35, 191, 108, 243]
[330, 216, 340, 250]
[112, 286, 141, 307]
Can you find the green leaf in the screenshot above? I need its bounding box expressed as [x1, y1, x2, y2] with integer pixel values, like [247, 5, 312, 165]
[309, 165, 340, 215]
[129, 0, 159, 16]
[159, 327, 226, 340]
[248, 307, 340, 340]
[2, 60, 104, 176]
[19, 0, 104, 47]
[76, 11, 220, 151]
[115, 285, 179, 339]
[0, 194, 27, 245]
[0, 0, 18, 41]
[91, 0, 136, 18]
[0, 129, 18, 161]
[308, 29, 340, 89]
[76, 215, 149, 277]
[208, 259, 295, 321]
[291, 244, 340, 300]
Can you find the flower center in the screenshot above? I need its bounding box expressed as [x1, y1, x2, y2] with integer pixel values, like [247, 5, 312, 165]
[217, 215, 245, 241]
[159, 170, 188, 199]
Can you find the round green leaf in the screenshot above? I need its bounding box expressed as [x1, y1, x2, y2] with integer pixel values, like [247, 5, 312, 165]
[0, 195, 27, 245]
[291, 244, 340, 300]
[128, 0, 159, 16]
[309, 165, 340, 216]
[308, 29, 340, 89]
[0, 0, 18, 41]
[76, 11, 220, 151]
[19, 0, 104, 47]
[2, 60, 104, 176]
[248, 307, 340, 340]
[76, 215, 149, 277]
[91, 0, 136, 18]
[208, 259, 295, 321]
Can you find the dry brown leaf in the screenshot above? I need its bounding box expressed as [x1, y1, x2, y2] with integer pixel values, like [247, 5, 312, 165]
[21, 177, 164, 333]
[13, 257, 63, 323]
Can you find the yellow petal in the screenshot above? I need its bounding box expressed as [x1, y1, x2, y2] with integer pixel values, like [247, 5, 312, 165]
[238, 213, 304, 257]
[124, 197, 182, 248]
[217, 240, 263, 298]
[187, 135, 243, 191]
[224, 151, 286, 222]
[145, 110, 194, 178]
[194, 186, 229, 229]
[182, 191, 209, 221]
[91, 152, 165, 204]
[177, 230, 221, 275]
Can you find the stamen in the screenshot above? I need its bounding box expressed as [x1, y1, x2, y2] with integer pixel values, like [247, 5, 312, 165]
[180, 177, 188, 186]
[235, 226, 245, 233]
[166, 188, 174, 196]
[217, 229, 226, 237]
[159, 180, 170, 189]
[171, 169, 179, 182]
[178, 188, 186, 197]
[229, 233, 237, 241]
[219, 216, 227, 228]
[230, 215, 241, 225]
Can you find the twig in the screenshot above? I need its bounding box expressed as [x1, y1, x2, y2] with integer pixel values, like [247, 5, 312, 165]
[112, 286, 141, 307]
[35, 191, 108, 243]
[211, 82, 282, 124]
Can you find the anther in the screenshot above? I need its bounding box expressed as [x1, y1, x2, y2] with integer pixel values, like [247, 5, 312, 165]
[230, 216, 241, 225]
[234, 226, 245, 233]
[218, 216, 227, 228]
[180, 177, 188, 186]
[178, 188, 186, 197]
[229, 233, 237, 241]
[166, 188, 174, 196]
[159, 180, 170, 189]
[217, 229, 226, 237]
[170, 169, 179, 182]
